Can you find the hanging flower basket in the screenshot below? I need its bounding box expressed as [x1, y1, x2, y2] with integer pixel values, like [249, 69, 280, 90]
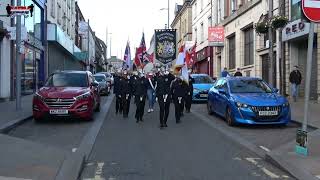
[254, 22, 269, 35]
[271, 16, 289, 29]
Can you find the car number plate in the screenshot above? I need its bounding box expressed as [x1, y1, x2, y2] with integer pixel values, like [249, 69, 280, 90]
[200, 94, 208, 98]
[259, 111, 278, 116]
[49, 109, 68, 115]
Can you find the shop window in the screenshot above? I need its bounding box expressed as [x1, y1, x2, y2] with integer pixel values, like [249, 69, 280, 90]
[244, 27, 254, 66]
[228, 35, 236, 70]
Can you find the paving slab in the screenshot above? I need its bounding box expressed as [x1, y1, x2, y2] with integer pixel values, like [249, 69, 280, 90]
[0, 134, 67, 180]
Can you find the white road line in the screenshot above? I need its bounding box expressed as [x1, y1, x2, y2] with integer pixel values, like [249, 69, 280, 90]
[316, 175, 320, 179]
[232, 157, 242, 161]
[72, 148, 77, 152]
[261, 167, 280, 178]
[282, 175, 290, 179]
[245, 157, 261, 165]
[259, 145, 270, 152]
[0, 177, 32, 180]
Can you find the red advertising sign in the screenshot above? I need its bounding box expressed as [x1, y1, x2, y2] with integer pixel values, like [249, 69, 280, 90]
[302, 0, 320, 22]
[208, 26, 224, 43]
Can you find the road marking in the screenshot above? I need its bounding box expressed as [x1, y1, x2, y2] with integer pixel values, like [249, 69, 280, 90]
[316, 175, 320, 179]
[245, 157, 261, 165]
[72, 148, 77, 152]
[0, 177, 32, 180]
[282, 175, 290, 179]
[261, 167, 280, 178]
[259, 145, 270, 152]
[233, 157, 242, 161]
[86, 162, 95, 166]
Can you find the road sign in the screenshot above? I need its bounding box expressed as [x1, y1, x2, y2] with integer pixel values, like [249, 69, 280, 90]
[302, 0, 320, 22]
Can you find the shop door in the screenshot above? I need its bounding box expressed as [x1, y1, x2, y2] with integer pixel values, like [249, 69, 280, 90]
[261, 53, 276, 87]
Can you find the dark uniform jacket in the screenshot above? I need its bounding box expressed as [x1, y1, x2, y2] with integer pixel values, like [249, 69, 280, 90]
[134, 77, 148, 96]
[186, 77, 194, 96]
[113, 75, 122, 95]
[155, 74, 175, 97]
[171, 78, 188, 99]
[289, 70, 302, 85]
[120, 77, 132, 95]
[234, 72, 243, 77]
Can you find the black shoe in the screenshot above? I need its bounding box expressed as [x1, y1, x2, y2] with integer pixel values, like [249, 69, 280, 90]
[164, 124, 168, 127]
[186, 110, 190, 113]
[176, 120, 181, 124]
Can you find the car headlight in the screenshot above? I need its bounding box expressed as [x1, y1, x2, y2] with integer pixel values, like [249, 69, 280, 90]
[34, 92, 45, 101]
[75, 92, 91, 101]
[282, 102, 290, 107]
[236, 102, 249, 108]
[194, 88, 200, 93]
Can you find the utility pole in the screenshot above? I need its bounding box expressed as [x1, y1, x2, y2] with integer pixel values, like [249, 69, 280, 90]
[109, 34, 112, 57]
[168, 0, 170, 29]
[16, 0, 22, 110]
[87, 19, 90, 71]
[268, 0, 274, 87]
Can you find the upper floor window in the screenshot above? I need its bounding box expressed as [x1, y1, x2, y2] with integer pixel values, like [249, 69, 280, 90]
[208, 16, 212, 27]
[244, 27, 254, 66]
[200, 23, 204, 42]
[201, 0, 204, 10]
[231, 0, 236, 13]
[51, 0, 56, 17]
[228, 35, 236, 69]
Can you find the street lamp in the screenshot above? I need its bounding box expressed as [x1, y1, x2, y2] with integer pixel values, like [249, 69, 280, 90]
[160, 0, 170, 29]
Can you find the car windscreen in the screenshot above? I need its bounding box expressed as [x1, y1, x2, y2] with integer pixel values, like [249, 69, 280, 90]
[229, 79, 272, 93]
[45, 73, 88, 87]
[94, 76, 105, 82]
[193, 75, 213, 84]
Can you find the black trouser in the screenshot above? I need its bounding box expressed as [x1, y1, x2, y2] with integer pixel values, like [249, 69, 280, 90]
[173, 96, 184, 122]
[158, 94, 171, 126]
[116, 94, 123, 114]
[135, 95, 146, 121]
[121, 94, 131, 117]
[185, 94, 192, 112]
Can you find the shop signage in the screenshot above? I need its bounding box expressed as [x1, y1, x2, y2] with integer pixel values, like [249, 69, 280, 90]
[154, 29, 177, 64]
[282, 19, 310, 41]
[208, 26, 224, 46]
[302, 0, 320, 22]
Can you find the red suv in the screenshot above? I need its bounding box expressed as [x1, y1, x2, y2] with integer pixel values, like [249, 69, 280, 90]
[32, 71, 101, 122]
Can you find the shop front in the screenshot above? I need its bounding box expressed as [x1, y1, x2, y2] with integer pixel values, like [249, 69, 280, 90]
[282, 19, 318, 99]
[18, 0, 46, 95]
[194, 47, 213, 76]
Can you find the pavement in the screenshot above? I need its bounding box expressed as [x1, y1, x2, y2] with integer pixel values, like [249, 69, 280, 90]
[265, 99, 320, 180]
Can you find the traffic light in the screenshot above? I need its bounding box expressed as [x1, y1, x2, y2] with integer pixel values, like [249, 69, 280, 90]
[6, 4, 12, 17]
[28, 4, 34, 17]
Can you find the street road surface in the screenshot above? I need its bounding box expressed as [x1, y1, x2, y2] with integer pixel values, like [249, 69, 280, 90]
[81, 100, 293, 180]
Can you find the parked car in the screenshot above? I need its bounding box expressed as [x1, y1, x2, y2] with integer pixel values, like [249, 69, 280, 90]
[94, 74, 111, 95]
[32, 71, 101, 122]
[207, 77, 291, 126]
[191, 74, 215, 101]
[96, 72, 113, 85]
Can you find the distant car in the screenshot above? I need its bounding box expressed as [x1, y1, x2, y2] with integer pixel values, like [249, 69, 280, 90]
[207, 77, 291, 126]
[94, 74, 111, 95]
[96, 72, 113, 85]
[191, 74, 215, 101]
[32, 71, 101, 122]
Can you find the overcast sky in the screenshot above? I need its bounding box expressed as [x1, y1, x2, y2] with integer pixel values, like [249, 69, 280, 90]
[77, 0, 183, 59]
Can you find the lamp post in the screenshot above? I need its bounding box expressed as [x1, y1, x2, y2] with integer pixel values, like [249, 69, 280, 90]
[160, 0, 170, 29]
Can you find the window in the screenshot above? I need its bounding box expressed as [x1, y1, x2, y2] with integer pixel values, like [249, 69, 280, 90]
[201, 0, 204, 10]
[218, 0, 222, 23]
[231, 0, 236, 13]
[195, 3, 197, 16]
[208, 16, 212, 27]
[194, 28, 198, 43]
[244, 27, 254, 66]
[57, 4, 61, 25]
[51, 0, 56, 17]
[200, 23, 204, 42]
[228, 36, 236, 69]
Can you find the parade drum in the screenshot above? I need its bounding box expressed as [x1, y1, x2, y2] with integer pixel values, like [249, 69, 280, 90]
[143, 63, 154, 73]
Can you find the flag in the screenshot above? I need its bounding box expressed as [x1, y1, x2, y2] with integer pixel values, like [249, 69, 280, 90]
[173, 45, 185, 74]
[186, 42, 196, 67]
[146, 35, 155, 63]
[123, 41, 131, 70]
[134, 32, 147, 68]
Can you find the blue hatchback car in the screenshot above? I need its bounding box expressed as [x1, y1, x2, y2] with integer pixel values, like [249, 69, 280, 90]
[207, 77, 291, 126]
[191, 74, 215, 102]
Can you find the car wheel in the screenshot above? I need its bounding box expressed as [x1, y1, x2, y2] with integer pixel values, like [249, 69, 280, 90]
[95, 103, 101, 112]
[207, 102, 214, 115]
[226, 107, 235, 126]
[34, 117, 43, 123]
